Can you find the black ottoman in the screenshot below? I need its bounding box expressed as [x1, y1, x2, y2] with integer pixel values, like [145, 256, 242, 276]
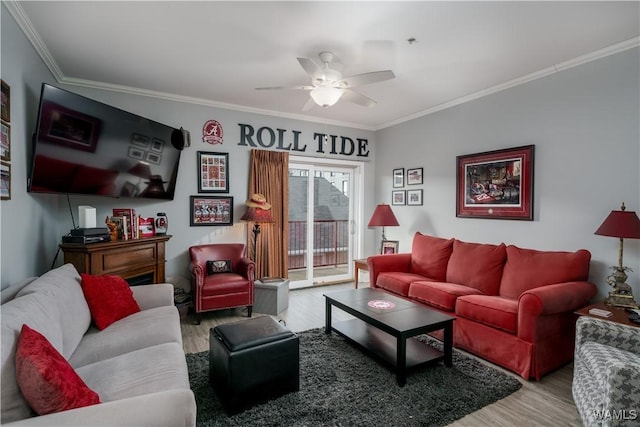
[209, 316, 299, 414]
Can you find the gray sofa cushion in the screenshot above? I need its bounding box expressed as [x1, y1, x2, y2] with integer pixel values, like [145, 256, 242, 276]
[69, 305, 182, 368]
[75, 342, 190, 402]
[15, 264, 91, 359]
[1, 292, 65, 423]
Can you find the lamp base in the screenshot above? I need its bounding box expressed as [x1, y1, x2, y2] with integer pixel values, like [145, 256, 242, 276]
[605, 291, 639, 309]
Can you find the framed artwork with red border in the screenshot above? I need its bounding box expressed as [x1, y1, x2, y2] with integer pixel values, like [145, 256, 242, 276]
[456, 145, 534, 220]
[190, 196, 233, 226]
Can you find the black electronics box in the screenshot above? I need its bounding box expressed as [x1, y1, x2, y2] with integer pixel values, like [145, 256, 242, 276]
[69, 227, 110, 236]
[62, 235, 111, 244]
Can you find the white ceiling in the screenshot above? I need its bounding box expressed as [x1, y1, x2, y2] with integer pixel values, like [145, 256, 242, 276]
[7, 1, 640, 130]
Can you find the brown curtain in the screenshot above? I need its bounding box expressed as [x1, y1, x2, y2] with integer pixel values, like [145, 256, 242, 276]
[247, 149, 289, 279]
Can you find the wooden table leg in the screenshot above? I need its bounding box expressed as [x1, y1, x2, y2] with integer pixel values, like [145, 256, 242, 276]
[354, 260, 359, 289]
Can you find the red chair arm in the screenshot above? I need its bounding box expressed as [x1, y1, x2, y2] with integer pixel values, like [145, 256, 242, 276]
[367, 253, 412, 288]
[235, 257, 255, 281]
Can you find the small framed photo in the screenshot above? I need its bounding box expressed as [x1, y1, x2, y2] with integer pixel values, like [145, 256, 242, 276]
[198, 151, 229, 193]
[407, 189, 423, 206]
[381, 240, 399, 254]
[190, 196, 233, 226]
[128, 146, 145, 160]
[131, 133, 150, 147]
[407, 167, 423, 185]
[1, 80, 10, 122]
[150, 138, 164, 153]
[145, 151, 162, 165]
[1, 121, 9, 161]
[392, 168, 404, 188]
[392, 190, 405, 206]
[1, 161, 10, 200]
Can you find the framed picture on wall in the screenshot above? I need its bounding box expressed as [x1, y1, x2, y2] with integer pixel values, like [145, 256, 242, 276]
[392, 168, 404, 188]
[190, 196, 233, 226]
[198, 151, 229, 193]
[407, 167, 423, 185]
[1, 121, 9, 161]
[392, 190, 405, 206]
[456, 145, 534, 220]
[407, 189, 423, 206]
[1, 80, 10, 122]
[1, 161, 10, 200]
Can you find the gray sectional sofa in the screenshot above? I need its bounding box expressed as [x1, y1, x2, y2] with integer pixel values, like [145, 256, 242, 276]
[1, 263, 196, 426]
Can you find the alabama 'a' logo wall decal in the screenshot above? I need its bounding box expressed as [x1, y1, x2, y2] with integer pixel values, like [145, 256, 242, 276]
[202, 120, 223, 144]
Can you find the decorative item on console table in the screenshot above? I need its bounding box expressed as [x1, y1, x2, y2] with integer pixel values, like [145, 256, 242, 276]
[594, 202, 640, 309]
[113, 208, 137, 239]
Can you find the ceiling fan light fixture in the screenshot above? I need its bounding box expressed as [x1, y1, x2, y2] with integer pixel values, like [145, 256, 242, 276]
[310, 86, 344, 108]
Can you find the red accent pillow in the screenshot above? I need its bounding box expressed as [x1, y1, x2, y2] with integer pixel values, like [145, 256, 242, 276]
[80, 274, 140, 330]
[15, 324, 100, 415]
[409, 233, 454, 281]
[446, 240, 507, 295]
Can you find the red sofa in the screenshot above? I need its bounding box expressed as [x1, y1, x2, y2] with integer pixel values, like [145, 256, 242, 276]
[367, 232, 597, 380]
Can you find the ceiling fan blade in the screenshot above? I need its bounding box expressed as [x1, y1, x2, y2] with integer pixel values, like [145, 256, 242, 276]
[342, 89, 377, 108]
[255, 85, 314, 91]
[339, 70, 395, 88]
[297, 57, 320, 77]
[301, 97, 316, 111]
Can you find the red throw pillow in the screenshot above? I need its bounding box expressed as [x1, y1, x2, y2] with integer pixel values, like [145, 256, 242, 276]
[410, 233, 454, 281]
[80, 274, 140, 330]
[15, 324, 100, 415]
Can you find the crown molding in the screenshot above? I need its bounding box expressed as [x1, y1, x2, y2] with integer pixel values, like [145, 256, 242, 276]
[376, 37, 640, 130]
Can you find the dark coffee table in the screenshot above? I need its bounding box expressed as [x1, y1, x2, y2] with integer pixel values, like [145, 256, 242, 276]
[324, 288, 455, 386]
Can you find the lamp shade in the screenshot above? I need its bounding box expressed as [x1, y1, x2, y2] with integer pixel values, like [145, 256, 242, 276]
[310, 86, 344, 108]
[241, 207, 273, 223]
[595, 206, 640, 239]
[368, 204, 399, 227]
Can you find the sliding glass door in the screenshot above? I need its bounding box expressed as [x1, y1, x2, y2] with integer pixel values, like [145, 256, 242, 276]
[288, 159, 360, 288]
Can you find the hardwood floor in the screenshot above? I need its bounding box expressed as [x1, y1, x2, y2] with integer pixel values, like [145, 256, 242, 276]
[180, 281, 582, 426]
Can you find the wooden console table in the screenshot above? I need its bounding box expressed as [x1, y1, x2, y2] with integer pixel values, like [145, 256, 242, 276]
[60, 235, 171, 285]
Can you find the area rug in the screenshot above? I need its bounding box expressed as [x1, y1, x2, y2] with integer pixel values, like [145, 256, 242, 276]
[187, 328, 522, 427]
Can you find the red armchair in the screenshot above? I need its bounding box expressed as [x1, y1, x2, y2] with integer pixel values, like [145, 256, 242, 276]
[189, 243, 255, 324]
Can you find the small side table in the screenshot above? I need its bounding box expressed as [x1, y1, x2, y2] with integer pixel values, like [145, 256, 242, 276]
[254, 278, 290, 315]
[353, 259, 369, 289]
[575, 302, 639, 328]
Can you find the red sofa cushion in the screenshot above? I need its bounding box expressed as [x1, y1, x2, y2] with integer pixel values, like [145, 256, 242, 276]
[500, 245, 591, 299]
[409, 281, 484, 311]
[456, 295, 518, 334]
[15, 325, 100, 415]
[446, 240, 506, 295]
[201, 273, 251, 297]
[80, 274, 141, 330]
[410, 233, 454, 282]
[376, 272, 426, 296]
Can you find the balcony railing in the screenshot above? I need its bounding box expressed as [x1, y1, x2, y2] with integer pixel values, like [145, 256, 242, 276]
[288, 220, 349, 269]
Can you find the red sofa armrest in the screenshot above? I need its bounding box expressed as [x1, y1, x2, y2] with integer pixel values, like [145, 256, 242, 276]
[367, 253, 412, 288]
[189, 262, 205, 289]
[518, 281, 597, 341]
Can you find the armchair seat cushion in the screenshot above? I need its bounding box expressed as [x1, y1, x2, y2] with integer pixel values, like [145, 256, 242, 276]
[201, 274, 251, 297]
[376, 272, 427, 296]
[456, 295, 518, 334]
[409, 281, 484, 311]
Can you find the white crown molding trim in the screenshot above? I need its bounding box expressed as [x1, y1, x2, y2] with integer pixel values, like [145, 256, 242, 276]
[376, 37, 640, 130]
[4, 1, 65, 82]
[59, 76, 374, 131]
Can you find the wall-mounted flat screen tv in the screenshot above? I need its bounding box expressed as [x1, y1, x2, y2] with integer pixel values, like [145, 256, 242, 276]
[28, 83, 183, 200]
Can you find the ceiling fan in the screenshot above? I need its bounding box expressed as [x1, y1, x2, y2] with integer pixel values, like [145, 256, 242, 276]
[256, 51, 395, 110]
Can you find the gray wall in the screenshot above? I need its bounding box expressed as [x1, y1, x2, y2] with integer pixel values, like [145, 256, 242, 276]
[375, 47, 640, 300]
[0, 4, 377, 288]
